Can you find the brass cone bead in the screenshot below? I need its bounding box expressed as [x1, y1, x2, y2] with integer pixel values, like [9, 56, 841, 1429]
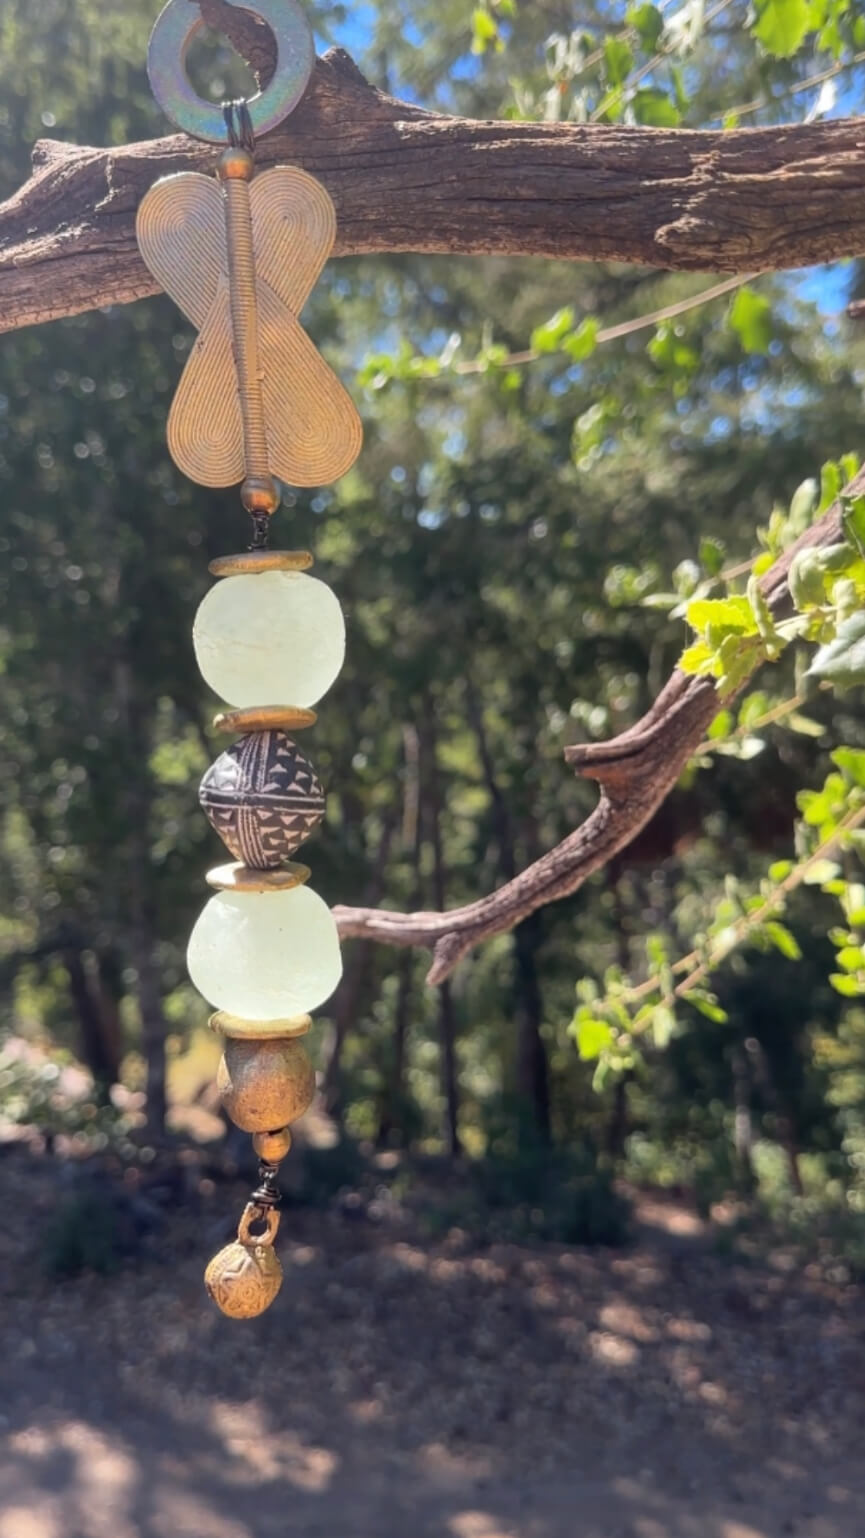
[253, 1127, 292, 1162]
[217, 1037, 316, 1132]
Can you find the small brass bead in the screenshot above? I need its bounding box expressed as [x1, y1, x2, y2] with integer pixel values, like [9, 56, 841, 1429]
[253, 1127, 292, 1163]
[205, 1240, 282, 1318]
[217, 1037, 316, 1132]
[217, 146, 255, 182]
[240, 476, 281, 515]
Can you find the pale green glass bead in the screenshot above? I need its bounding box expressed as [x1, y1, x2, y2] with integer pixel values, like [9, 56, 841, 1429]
[193, 571, 345, 709]
[187, 886, 343, 1020]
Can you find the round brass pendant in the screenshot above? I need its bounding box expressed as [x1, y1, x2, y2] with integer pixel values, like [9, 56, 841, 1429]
[205, 1239, 283, 1319]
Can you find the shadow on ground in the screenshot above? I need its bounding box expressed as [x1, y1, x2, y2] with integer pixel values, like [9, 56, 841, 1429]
[0, 1166, 862, 1538]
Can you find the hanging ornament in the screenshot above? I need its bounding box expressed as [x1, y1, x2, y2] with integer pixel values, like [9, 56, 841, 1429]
[136, 0, 362, 1318]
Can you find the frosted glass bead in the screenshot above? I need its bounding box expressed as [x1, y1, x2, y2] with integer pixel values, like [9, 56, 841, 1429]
[187, 885, 342, 1019]
[193, 571, 345, 709]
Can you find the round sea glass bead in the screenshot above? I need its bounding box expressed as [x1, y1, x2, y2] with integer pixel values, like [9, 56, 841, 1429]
[193, 571, 345, 709]
[187, 885, 343, 1019]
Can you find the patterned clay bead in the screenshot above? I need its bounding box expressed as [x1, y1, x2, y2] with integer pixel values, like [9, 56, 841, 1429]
[199, 731, 325, 868]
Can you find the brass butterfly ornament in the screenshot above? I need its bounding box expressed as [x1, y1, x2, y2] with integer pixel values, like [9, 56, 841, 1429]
[135, 0, 363, 1318]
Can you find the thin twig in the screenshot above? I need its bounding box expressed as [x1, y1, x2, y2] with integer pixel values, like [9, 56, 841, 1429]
[452, 272, 757, 377]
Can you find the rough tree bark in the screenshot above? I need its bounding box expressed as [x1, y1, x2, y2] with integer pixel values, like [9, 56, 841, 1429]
[3, 48, 865, 332]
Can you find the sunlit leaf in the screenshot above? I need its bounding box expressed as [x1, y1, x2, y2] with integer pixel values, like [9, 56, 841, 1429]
[752, 0, 813, 57]
[729, 286, 773, 354]
[808, 611, 865, 686]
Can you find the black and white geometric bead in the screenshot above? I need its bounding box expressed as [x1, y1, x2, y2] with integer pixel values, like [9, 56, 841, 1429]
[199, 731, 326, 868]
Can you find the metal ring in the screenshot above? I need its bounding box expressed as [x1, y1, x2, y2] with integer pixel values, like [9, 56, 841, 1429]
[147, 0, 315, 143]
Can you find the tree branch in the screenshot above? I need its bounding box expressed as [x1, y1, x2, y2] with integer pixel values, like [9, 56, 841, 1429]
[3, 44, 865, 333]
[333, 472, 856, 985]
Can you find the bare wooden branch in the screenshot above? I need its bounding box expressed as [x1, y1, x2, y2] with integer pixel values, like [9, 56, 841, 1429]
[334, 471, 857, 985]
[3, 44, 865, 333]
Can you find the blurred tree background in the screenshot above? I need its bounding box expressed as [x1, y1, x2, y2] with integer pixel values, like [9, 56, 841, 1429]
[4, 0, 865, 1246]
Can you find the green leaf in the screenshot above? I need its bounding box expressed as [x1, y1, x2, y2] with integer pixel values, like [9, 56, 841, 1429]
[835, 945, 865, 972]
[787, 712, 825, 737]
[768, 860, 794, 881]
[832, 746, 865, 786]
[471, 6, 500, 52]
[707, 709, 734, 741]
[729, 287, 773, 354]
[627, 1, 665, 48]
[680, 640, 716, 676]
[789, 547, 828, 609]
[831, 973, 865, 997]
[789, 478, 818, 529]
[820, 459, 842, 511]
[604, 36, 634, 85]
[808, 611, 865, 686]
[752, 0, 814, 57]
[765, 921, 802, 960]
[803, 858, 841, 886]
[747, 574, 782, 657]
[699, 536, 725, 577]
[686, 595, 757, 636]
[562, 317, 600, 362]
[842, 495, 865, 558]
[652, 1004, 676, 1049]
[631, 87, 681, 126]
[576, 1017, 614, 1061]
[689, 991, 729, 1023]
[531, 306, 575, 354]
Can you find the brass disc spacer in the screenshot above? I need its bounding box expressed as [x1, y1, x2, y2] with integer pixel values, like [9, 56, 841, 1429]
[205, 861, 311, 894]
[213, 706, 318, 734]
[240, 475, 281, 514]
[210, 1011, 312, 1042]
[209, 551, 314, 577]
[253, 1127, 292, 1162]
[217, 146, 255, 181]
[217, 1036, 316, 1131]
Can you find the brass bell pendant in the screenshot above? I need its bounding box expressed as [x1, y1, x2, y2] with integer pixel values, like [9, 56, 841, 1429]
[205, 1205, 283, 1320]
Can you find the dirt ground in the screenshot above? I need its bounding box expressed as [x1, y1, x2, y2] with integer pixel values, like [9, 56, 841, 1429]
[1, 1158, 864, 1538]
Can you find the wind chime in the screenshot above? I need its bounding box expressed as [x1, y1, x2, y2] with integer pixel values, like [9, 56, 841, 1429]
[136, 0, 363, 1318]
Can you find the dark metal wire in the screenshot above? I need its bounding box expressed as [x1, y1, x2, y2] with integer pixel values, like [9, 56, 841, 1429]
[248, 511, 272, 551]
[221, 98, 256, 153]
[250, 1161, 282, 1209]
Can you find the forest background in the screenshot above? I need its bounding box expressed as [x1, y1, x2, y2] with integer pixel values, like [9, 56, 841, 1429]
[4, 0, 865, 1257]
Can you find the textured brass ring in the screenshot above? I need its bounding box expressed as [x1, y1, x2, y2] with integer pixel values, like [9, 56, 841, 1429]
[238, 1201, 280, 1247]
[209, 551, 314, 577]
[213, 705, 318, 733]
[147, 0, 315, 143]
[205, 860, 311, 892]
[210, 1010, 313, 1040]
